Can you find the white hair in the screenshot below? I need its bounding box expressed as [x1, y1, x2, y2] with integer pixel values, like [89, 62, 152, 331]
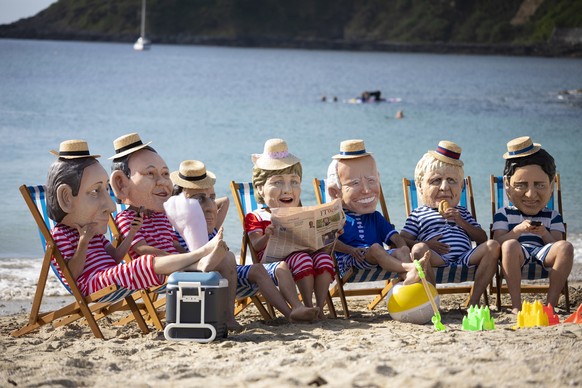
[327, 159, 340, 190]
[414, 152, 464, 191]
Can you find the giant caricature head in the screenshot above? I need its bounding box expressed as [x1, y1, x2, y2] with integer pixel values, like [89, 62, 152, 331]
[327, 139, 380, 215]
[171, 160, 218, 234]
[502, 136, 555, 216]
[414, 140, 465, 209]
[46, 140, 115, 235]
[251, 138, 303, 208]
[109, 132, 173, 213]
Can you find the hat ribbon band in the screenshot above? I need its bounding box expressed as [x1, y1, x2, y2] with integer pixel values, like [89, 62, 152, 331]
[59, 150, 91, 157]
[436, 146, 460, 160]
[179, 172, 207, 181]
[267, 150, 289, 159]
[508, 144, 534, 156]
[115, 140, 144, 154]
[339, 149, 367, 156]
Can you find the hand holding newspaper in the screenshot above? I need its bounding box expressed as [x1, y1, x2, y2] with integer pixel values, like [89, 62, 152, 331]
[263, 198, 345, 262]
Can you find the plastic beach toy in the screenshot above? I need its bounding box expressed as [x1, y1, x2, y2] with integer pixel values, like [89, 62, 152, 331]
[413, 260, 445, 331]
[462, 305, 495, 331]
[542, 304, 560, 325]
[564, 303, 582, 324]
[513, 300, 549, 329]
[387, 282, 439, 324]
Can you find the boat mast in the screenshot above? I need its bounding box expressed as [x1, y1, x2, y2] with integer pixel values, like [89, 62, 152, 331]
[140, 0, 146, 38]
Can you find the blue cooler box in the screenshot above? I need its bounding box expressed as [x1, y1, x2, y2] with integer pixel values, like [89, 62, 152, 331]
[164, 271, 228, 342]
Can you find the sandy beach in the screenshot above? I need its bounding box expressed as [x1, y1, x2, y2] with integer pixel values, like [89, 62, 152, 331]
[2, 269, 582, 387]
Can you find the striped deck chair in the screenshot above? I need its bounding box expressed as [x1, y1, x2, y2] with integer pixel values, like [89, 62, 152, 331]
[106, 190, 165, 330]
[230, 181, 337, 319]
[402, 176, 489, 306]
[490, 174, 570, 311]
[313, 178, 398, 318]
[11, 185, 149, 339]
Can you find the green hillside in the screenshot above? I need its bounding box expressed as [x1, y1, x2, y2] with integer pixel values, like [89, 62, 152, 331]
[1, 0, 581, 54]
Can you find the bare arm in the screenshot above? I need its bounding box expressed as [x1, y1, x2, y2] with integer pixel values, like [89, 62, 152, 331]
[215, 196, 229, 229]
[67, 223, 97, 280]
[444, 208, 487, 244]
[106, 214, 143, 263]
[493, 220, 563, 244]
[247, 225, 273, 254]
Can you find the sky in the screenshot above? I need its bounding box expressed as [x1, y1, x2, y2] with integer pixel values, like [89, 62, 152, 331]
[0, 0, 58, 25]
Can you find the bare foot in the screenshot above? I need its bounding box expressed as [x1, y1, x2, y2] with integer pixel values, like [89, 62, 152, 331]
[511, 307, 520, 315]
[402, 252, 429, 285]
[197, 240, 229, 272]
[200, 227, 224, 256]
[289, 306, 319, 323]
[317, 307, 326, 320]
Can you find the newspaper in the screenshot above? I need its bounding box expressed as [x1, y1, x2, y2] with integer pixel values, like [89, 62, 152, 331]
[263, 198, 345, 262]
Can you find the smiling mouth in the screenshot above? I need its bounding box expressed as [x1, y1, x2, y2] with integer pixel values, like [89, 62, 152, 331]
[357, 196, 375, 204]
[279, 197, 294, 204]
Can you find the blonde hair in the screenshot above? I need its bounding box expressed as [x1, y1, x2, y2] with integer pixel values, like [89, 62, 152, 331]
[252, 162, 303, 204]
[414, 152, 464, 191]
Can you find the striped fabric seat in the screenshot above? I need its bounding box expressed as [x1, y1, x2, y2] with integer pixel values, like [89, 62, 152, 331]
[490, 175, 569, 311]
[11, 185, 149, 339]
[313, 178, 397, 318]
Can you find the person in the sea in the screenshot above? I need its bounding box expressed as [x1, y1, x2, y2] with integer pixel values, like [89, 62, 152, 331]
[171, 160, 319, 323]
[492, 136, 573, 313]
[108, 132, 242, 330]
[399, 140, 500, 307]
[245, 138, 335, 319]
[45, 139, 228, 298]
[326, 139, 423, 284]
[360, 90, 383, 102]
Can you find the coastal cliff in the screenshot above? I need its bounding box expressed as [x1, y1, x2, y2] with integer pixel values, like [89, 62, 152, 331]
[1, 0, 581, 56]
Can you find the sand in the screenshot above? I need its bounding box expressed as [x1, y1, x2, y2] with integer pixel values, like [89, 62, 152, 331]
[2, 280, 582, 387]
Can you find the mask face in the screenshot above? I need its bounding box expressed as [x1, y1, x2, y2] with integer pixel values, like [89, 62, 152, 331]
[337, 156, 380, 214]
[505, 164, 553, 216]
[419, 165, 463, 209]
[183, 187, 218, 233]
[126, 149, 173, 213]
[258, 173, 301, 208]
[62, 162, 116, 235]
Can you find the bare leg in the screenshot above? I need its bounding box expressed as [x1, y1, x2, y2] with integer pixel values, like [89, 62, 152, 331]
[248, 264, 292, 318]
[296, 275, 315, 309]
[500, 240, 525, 314]
[411, 243, 436, 284]
[365, 243, 419, 284]
[214, 251, 242, 331]
[274, 263, 318, 322]
[544, 240, 573, 308]
[313, 271, 333, 319]
[468, 240, 500, 307]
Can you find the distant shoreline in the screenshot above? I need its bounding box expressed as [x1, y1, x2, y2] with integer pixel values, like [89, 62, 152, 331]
[1, 32, 581, 58]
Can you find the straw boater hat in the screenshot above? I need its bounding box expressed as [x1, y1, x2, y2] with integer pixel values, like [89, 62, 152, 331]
[171, 160, 216, 190]
[503, 136, 541, 159]
[332, 139, 372, 160]
[49, 139, 100, 159]
[108, 132, 152, 160]
[427, 140, 464, 166]
[252, 138, 300, 170]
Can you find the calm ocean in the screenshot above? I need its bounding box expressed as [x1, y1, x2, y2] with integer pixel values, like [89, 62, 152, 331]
[1, 38, 581, 300]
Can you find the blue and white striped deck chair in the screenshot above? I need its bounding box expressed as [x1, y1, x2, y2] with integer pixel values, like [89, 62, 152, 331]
[106, 187, 166, 330]
[402, 176, 490, 306]
[313, 177, 398, 318]
[490, 174, 570, 311]
[230, 181, 337, 319]
[11, 185, 149, 339]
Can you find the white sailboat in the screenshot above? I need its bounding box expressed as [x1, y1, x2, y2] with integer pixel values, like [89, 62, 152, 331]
[133, 0, 151, 51]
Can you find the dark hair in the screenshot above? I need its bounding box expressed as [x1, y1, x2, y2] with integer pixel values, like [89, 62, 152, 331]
[503, 148, 556, 182]
[110, 145, 157, 203]
[172, 184, 183, 196]
[46, 157, 99, 222]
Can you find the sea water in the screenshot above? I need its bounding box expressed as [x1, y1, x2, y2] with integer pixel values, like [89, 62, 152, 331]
[1, 38, 581, 300]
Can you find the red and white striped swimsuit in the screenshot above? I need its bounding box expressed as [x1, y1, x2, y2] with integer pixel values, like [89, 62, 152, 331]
[116, 209, 179, 259]
[51, 223, 163, 296]
[244, 208, 335, 281]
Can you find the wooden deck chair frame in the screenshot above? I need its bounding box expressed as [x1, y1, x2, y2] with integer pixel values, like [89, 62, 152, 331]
[230, 181, 337, 319]
[402, 176, 489, 307]
[11, 185, 150, 339]
[313, 177, 398, 318]
[489, 174, 570, 312]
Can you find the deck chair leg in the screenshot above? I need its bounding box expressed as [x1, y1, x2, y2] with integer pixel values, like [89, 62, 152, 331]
[367, 280, 394, 311]
[326, 291, 337, 318]
[124, 295, 150, 334]
[251, 295, 274, 320]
